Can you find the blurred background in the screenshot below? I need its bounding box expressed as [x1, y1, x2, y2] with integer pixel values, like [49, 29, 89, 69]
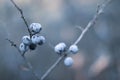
[0, 0, 120, 80]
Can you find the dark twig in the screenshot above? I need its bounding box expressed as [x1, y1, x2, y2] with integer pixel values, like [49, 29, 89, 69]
[10, 0, 32, 37]
[6, 38, 21, 53]
[7, 39, 40, 80]
[40, 0, 112, 80]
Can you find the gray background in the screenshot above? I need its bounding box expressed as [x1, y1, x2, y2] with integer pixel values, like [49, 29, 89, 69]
[0, 0, 120, 80]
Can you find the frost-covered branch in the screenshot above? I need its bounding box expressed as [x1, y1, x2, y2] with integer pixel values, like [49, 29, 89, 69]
[73, 0, 112, 45]
[40, 0, 112, 80]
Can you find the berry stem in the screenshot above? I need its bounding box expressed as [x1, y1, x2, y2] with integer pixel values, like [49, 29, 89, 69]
[10, 0, 32, 37]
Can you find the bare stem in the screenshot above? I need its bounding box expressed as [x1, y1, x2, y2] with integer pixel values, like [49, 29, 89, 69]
[6, 38, 21, 53]
[7, 39, 40, 80]
[40, 0, 112, 80]
[41, 55, 65, 80]
[10, 0, 32, 37]
[73, 0, 112, 45]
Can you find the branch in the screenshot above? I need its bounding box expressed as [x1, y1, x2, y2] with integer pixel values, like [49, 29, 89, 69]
[10, 0, 32, 37]
[6, 39, 40, 80]
[40, 0, 112, 80]
[73, 0, 112, 45]
[76, 25, 84, 31]
[41, 55, 65, 80]
[6, 38, 21, 53]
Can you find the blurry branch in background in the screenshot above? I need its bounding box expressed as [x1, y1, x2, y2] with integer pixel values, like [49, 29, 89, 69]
[88, 54, 110, 77]
[6, 39, 40, 80]
[40, 0, 112, 80]
[10, 0, 32, 37]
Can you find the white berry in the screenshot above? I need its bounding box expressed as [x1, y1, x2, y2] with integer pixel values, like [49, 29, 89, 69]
[64, 57, 74, 67]
[54, 42, 66, 54]
[19, 43, 28, 53]
[69, 45, 78, 54]
[31, 35, 45, 45]
[31, 35, 40, 44]
[29, 23, 42, 34]
[38, 36, 45, 45]
[22, 35, 31, 45]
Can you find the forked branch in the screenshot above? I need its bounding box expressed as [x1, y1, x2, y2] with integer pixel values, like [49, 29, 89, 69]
[40, 0, 112, 80]
[7, 39, 40, 80]
[73, 0, 112, 45]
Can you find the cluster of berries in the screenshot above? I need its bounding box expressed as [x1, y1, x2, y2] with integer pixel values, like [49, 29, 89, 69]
[19, 23, 45, 54]
[19, 23, 78, 67]
[54, 42, 79, 67]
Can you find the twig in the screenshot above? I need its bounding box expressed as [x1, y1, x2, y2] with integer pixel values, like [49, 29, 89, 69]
[6, 38, 21, 53]
[41, 55, 65, 80]
[7, 39, 40, 80]
[76, 25, 84, 31]
[73, 0, 112, 45]
[40, 0, 112, 80]
[10, 0, 32, 37]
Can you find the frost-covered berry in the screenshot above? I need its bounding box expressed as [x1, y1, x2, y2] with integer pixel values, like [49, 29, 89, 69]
[22, 35, 31, 45]
[31, 35, 45, 45]
[54, 42, 66, 54]
[29, 43, 37, 50]
[69, 45, 78, 54]
[29, 23, 42, 34]
[64, 57, 74, 67]
[31, 35, 40, 44]
[38, 36, 45, 45]
[19, 43, 28, 53]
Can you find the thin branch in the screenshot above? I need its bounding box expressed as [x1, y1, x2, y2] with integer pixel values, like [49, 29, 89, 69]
[7, 39, 40, 80]
[23, 57, 40, 80]
[10, 0, 32, 37]
[6, 38, 21, 53]
[76, 25, 84, 31]
[73, 0, 112, 45]
[41, 55, 65, 80]
[40, 0, 112, 80]
[6, 38, 26, 57]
